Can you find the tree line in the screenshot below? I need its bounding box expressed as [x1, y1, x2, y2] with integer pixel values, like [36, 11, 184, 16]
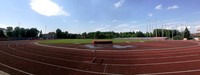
[55, 27, 190, 39]
[0, 26, 191, 40]
[0, 27, 39, 39]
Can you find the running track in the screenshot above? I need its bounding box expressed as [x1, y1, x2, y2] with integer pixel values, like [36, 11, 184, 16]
[0, 40, 200, 75]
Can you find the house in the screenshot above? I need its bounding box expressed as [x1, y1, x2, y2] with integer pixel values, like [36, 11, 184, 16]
[191, 33, 200, 41]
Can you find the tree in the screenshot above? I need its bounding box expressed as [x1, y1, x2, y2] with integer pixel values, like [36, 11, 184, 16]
[94, 31, 100, 39]
[6, 27, 13, 37]
[25, 29, 31, 37]
[29, 28, 39, 37]
[82, 32, 87, 39]
[136, 31, 144, 37]
[183, 27, 191, 39]
[13, 27, 20, 37]
[20, 28, 26, 37]
[56, 29, 62, 38]
[0, 28, 5, 37]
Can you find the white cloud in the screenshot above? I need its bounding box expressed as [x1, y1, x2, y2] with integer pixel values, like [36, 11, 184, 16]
[148, 13, 153, 17]
[30, 0, 70, 16]
[177, 25, 191, 31]
[114, 24, 138, 32]
[0, 24, 16, 28]
[94, 25, 110, 31]
[165, 26, 172, 30]
[94, 24, 139, 32]
[116, 24, 129, 28]
[195, 25, 200, 29]
[114, 0, 125, 8]
[95, 27, 106, 31]
[167, 5, 179, 10]
[155, 4, 162, 10]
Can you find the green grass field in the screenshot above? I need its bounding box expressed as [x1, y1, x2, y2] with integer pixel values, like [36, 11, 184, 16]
[38, 39, 151, 44]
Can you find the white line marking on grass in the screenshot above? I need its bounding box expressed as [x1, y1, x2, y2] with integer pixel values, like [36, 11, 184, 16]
[0, 55, 33, 75]
[136, 69, 200, 75]
[4, 46, 121, 75]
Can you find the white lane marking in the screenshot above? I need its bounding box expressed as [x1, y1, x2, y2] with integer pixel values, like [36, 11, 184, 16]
[11, 43, 200, 61]
[10, 44, 200, 67]
[22, 43, 200, 61]
[101, 54, 199, 60]
[0, 56, 33, 75]
[35, 42, 200, 57]
[104, 58, 200, 66]
[103, 64, 107, 73]
[136, 68, 200, 75]
[16, 46, 200, 60]
[12, 43, 200, 67]
[8, 45, 94, 64]
[98, 49, 200, 57]
[35, 42, 200, 52]
[10, 44, 200, 68]
[4, 46, 121, 75]
[35, 43, 91, 51]
[0, 71, 9, 75]
[19, 44, 88, 59]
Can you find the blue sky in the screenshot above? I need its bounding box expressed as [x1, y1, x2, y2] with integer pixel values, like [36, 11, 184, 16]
[0, 0, 200, 33]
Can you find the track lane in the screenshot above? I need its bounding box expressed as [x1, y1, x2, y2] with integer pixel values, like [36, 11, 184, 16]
[1, 40, 200, 75]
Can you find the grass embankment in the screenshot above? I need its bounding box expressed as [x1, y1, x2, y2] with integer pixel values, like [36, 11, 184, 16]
[38, 39, 151, 44]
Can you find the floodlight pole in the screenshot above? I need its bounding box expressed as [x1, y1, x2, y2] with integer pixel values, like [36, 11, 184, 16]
[162, 24, 164, 37]
[156, 19, 158, 38]
[175, 25, 177, 40]
[45, 26, 47, 34]
[154, 19, 158, 41]
[181, 24, 184, 39]
[168, 25, 170, 38]
[172, 25, 174, 42]
[147, 19, 149, 38]
[19, 22, 20, 28]
[150, 19, 152, 38]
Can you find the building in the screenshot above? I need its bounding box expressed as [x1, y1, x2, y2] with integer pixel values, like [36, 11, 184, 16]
[42, 32, 56, 39]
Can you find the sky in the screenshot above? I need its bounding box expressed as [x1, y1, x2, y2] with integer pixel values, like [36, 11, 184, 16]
[0, 0, 200, 34]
